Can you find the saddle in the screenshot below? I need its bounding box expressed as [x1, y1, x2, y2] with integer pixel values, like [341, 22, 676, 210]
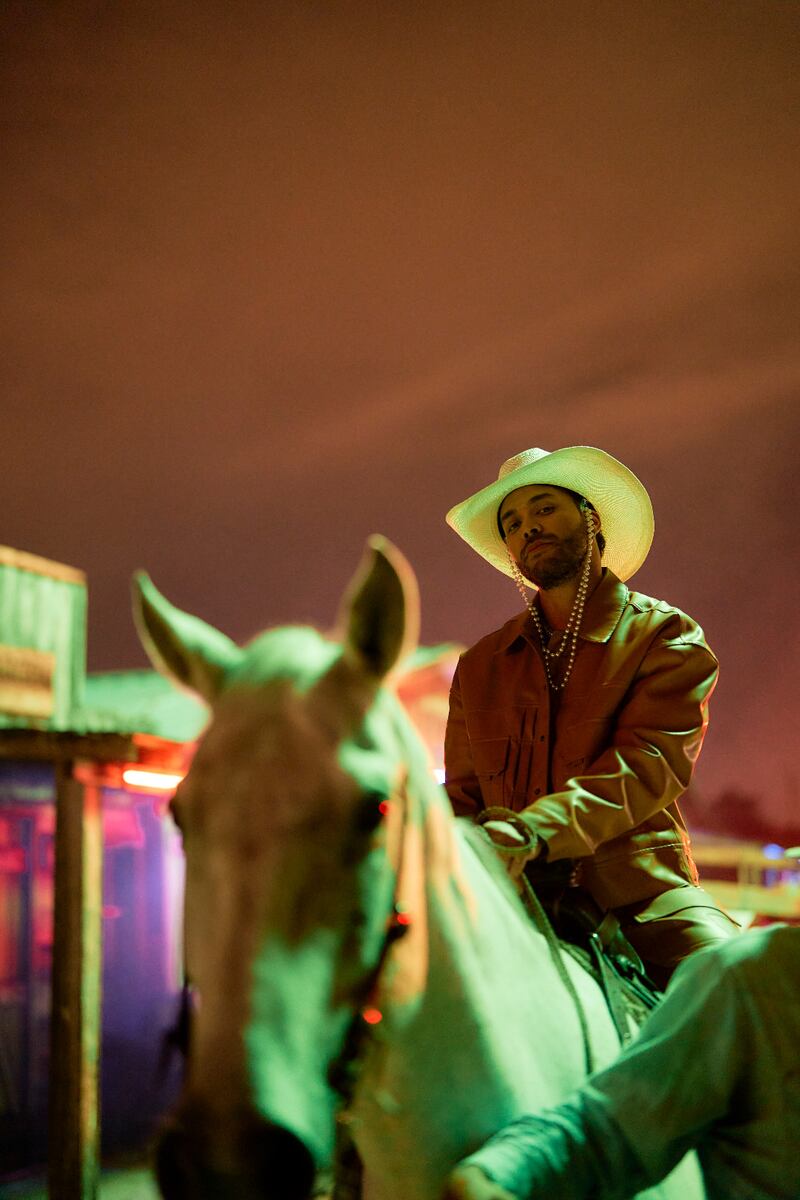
[523, 858, 662, 1040]
[322, 857, 661, 1200]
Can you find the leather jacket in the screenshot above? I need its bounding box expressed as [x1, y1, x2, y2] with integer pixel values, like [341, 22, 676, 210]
[444, 569, 719, 911]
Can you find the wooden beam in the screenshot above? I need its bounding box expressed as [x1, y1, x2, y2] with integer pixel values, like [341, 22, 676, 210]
[0, 729, 136, 763]
[0, 729, 187, 769]
[47, 761, 103, 1200]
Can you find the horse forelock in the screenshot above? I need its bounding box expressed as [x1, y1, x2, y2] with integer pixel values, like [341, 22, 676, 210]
[229, 625, 342, 691]
[177, 694, 373, 954]
[173, 634, 421, 975]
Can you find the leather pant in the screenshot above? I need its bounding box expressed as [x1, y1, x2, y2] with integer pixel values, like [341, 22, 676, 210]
[615, 886, 742, 989]
[525, 859, 740, 990]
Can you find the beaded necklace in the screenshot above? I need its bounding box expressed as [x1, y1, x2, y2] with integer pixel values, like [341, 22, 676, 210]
[506, 507, 595, 692]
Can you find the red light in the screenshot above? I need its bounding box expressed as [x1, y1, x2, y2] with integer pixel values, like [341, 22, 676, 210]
[379, 801, 390, 815]
[362, 1007, 383, 1025]
[396, 911, 411, 926]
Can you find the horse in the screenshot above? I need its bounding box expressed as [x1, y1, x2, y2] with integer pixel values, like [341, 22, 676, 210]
[133, 537, 703, 1200]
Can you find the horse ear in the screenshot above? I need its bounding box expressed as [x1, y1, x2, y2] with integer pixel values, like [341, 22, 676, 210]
[339, 536, 420, 681]
[132, 571, 242, 703]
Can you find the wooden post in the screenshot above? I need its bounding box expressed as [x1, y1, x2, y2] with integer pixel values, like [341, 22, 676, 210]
[48, 761, 103, 1200]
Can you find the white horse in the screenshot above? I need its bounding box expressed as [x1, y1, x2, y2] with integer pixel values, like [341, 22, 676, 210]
[133, 538, 703, 1200]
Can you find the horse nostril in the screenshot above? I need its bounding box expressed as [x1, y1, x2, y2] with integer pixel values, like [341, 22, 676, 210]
[155, 1123, 200, 1200]
[248, 1123, 316, 1200]
[154, 1111, 316, 1200]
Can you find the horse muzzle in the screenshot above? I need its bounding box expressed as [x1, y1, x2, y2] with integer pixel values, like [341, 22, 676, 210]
[155, 1104, 317, 1200]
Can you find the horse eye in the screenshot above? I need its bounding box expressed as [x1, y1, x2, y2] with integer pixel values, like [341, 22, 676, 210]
[356, 792, 388, 834]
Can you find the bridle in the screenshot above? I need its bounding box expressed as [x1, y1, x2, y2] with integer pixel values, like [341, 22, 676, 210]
[326, 770, 412, 1108]
[319, 771, 412, 1200]
[159, 771, 412, 1173]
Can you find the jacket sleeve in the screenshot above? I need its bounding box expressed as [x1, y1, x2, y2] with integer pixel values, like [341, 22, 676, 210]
[444, 660, 484, 819]
[522, 631, 719, 861]
[457, 1101, 647, 1200]
[459, 940, 745, 1198]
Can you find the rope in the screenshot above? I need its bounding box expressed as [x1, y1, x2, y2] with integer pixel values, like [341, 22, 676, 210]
[474, 809, 595, 1073]
[519, 875, 596, 1075]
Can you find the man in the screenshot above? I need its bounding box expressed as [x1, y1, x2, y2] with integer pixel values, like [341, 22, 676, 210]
[443, 923, 800, 1200]
[444, 445, 736, 984]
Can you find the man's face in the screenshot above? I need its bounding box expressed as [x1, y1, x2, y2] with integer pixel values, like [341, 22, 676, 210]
[499, 484, 591, 590]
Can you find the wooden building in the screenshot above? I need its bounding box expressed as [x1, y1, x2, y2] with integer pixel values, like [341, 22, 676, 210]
[0, 547, 205, 1198]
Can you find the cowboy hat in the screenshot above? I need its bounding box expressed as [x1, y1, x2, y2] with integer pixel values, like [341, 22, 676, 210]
[445, 446, 654, 585]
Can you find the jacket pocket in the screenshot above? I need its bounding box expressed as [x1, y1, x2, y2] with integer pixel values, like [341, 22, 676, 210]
[554, 716, 613, 778]
[471, 737, 510, 808]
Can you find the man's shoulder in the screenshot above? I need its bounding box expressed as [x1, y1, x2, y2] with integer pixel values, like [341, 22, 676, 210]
[626, 586, 694, 623]
[624, 587, 712, 651]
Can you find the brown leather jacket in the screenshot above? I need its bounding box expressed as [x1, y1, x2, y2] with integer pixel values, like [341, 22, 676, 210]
[444, 569, 719, 911]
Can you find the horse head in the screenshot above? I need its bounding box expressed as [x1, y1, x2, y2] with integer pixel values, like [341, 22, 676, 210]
[133, 537, 423, 1199]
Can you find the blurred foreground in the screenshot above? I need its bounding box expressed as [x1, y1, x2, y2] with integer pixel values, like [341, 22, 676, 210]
[2, 1165, 159, 1199]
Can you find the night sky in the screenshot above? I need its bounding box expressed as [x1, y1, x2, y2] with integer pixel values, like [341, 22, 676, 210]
[3, 2, 798, 825]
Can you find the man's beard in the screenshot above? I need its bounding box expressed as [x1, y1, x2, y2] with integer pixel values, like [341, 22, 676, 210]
[519, 525, 590, 590]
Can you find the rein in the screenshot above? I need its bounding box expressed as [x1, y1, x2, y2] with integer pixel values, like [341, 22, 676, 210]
[475, 806, 597, 1074]
[519, 876, 596, 1073]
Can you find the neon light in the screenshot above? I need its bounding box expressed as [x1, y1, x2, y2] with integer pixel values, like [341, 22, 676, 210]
[396, 912, 411, 926]
[122, 768, 184, 791]
[362, 1007, 383, 1025]
[379, 801, 390, 815]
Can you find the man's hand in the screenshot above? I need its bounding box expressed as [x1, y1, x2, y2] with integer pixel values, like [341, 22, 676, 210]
[482, 818, 540, 883]
[442, 1164, 518, 1200]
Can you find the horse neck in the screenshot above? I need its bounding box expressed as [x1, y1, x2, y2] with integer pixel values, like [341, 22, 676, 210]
[353, 786, 602, 1199]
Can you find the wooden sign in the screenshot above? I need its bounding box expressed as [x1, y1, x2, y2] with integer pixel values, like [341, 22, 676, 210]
[0, 643, 56, 718]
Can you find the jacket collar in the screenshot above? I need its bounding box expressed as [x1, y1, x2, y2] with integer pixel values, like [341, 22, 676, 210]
[496, 568, 629, 653]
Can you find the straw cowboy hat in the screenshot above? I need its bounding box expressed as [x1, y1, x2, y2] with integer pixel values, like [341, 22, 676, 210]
[446, 446, 654, 585]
